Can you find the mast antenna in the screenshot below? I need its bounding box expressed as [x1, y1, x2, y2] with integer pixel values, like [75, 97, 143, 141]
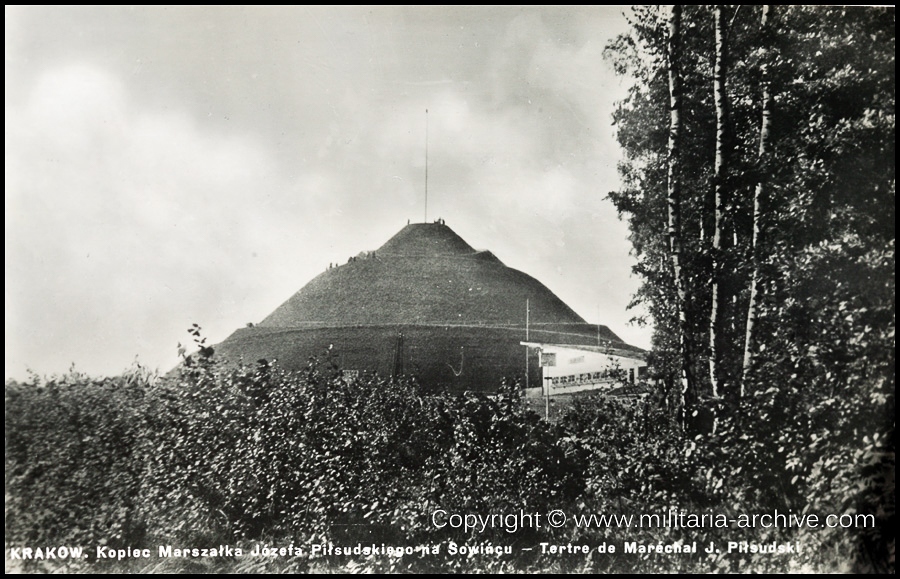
[424, 108, 428, 223]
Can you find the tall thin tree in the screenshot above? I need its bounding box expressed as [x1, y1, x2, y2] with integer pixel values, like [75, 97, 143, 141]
[666, 5, 695, 427]
[741, 5, 773, 395]
[709, 6, 729, 402]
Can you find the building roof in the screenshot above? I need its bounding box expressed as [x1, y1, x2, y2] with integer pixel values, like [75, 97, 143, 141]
[521, 341, 647, 360]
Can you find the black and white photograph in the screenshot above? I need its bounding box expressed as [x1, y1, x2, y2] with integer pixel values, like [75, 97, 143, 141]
[5, 5, 894, 573]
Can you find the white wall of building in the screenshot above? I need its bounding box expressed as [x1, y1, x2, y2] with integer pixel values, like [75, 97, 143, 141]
[522, 343, 647, 397]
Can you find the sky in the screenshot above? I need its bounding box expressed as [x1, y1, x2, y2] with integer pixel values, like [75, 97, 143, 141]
[5, 5, 652, 380]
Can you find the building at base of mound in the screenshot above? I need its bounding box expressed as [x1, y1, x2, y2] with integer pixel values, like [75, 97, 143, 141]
[520, 341, 651, 420]
[521, 342, 650, 398]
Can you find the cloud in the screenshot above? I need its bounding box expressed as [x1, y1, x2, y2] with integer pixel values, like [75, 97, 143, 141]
[5, 8, 652, 380]
[5, 63, 296, 377]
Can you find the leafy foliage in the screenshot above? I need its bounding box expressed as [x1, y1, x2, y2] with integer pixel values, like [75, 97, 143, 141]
[604, 4, 894, 573]
[6, 341, 891, 572]
[5, 366, 150, 563]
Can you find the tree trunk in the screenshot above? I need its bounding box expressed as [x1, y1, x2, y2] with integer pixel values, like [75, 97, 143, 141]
[741, 5, 773, 396]
[666, 5, 695, 427]
[709, 6, 728, 402]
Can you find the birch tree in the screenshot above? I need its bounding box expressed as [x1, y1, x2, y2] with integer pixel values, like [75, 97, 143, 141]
[708, 6, 728, 401]
[665, 5, 697, 427]
[740, 5, 772, 396]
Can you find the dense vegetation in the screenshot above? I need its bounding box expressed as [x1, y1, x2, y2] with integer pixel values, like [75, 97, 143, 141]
[5, 344, 892, 572]
[600, 4, 894, 571]
[601, 4, 895, 572]
[606, 5, 893, 419]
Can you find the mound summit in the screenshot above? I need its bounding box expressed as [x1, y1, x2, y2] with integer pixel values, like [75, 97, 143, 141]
[214, 222, 641, 392]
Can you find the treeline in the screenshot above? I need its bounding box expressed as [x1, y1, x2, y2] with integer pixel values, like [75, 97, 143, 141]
[607, 5, 893, 413]
[5, 352, 892, 573]
[598, 6, 894, 571]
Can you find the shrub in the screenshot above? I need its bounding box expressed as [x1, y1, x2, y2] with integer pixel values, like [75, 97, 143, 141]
[5, 346, 892, 573]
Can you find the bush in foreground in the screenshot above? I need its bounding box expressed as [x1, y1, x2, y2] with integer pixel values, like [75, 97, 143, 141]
[5, 351, 893, 573]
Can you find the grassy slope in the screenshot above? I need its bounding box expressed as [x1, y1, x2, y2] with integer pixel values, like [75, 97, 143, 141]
[217, 223, 641, 392]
